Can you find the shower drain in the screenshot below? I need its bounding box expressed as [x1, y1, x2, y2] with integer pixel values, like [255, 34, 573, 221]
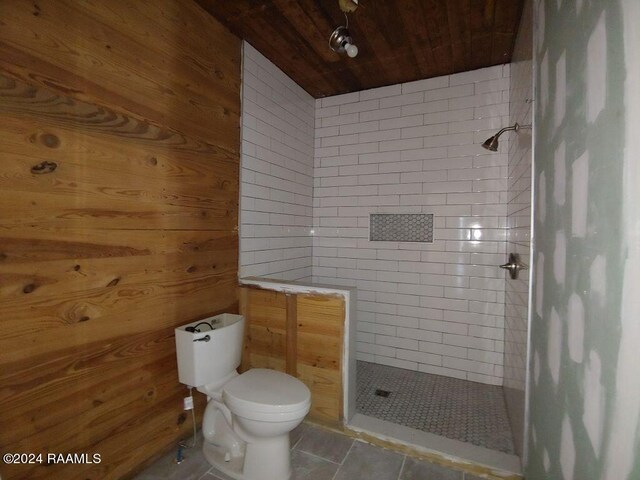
[374, 389, 391, 398]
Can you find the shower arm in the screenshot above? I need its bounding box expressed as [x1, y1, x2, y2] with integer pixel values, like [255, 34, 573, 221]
[494, 123, 531, 139]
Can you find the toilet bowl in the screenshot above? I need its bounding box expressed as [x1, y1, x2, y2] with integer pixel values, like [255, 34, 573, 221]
[175, 314, 311, 480]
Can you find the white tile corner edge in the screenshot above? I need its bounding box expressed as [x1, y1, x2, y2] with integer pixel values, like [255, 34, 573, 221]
[347, 413, 522, 477]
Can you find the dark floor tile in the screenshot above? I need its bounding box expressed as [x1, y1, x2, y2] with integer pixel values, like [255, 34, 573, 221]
[333, 441, 404, 480]
[202, 474, 230, 480]
[400, 457, 463, 480]
[135, 424, 475, 480]
[291, 450, 340, 480]
[294, 425, 354, 464]
[290, 422, 309, 448]
[206, 469, 235, 480]
[134, 440, 211, 480]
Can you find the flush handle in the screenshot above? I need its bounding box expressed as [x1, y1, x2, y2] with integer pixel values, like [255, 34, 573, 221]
[193, 335, 210, 343]
[500, 253, 528, 280]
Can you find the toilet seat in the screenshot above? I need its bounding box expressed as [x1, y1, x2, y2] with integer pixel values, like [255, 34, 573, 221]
[223, 369, 311, 420]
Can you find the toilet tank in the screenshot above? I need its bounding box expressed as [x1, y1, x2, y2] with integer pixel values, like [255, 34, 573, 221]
[175, 313, 244, 388]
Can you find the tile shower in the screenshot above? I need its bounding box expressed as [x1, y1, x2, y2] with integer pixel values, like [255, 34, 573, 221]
[240, 19, 531, 465]
[312, 65, 512, 387]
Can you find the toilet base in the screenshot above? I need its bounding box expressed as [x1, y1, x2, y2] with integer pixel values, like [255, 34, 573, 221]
[202, 436, 292, 480]
[202, 442, 245, 480]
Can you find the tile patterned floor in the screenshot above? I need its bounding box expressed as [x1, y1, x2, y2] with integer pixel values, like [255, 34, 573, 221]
[356, 361, 515, 454]
[133, 423, 488, 480]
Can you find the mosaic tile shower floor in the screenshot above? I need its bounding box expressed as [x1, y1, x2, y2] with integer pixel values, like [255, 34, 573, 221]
[356, 361, 515, 454]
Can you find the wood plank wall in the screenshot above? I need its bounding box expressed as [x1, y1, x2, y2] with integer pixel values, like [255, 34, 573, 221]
[240, 287, 345, 426]
[0, 1, 241, 478]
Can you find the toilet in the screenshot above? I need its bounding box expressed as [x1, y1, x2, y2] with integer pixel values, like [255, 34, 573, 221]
[175, 314, 311, 480]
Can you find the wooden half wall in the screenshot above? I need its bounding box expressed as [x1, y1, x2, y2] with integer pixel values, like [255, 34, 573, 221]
[0, 1, 241, 478]
[239, 287, 345, 426]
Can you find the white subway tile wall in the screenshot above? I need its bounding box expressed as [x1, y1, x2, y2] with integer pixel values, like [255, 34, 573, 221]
[240, 43, 315, 281]
[312, 65, 511, 386]
[505, 41, 532, 393]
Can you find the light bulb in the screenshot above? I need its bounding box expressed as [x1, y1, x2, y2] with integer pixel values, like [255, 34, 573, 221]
[345, 42, 358, 58]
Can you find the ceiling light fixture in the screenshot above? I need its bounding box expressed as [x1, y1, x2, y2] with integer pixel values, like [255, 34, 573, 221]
[330, 1, 359, 58]
[329, 24, 358, 58]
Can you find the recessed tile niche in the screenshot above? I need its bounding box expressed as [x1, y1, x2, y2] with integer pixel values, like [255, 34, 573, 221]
[369, 214, 434, 243]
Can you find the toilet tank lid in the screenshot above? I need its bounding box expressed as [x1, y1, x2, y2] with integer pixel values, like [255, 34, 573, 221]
[223, 369, 310, 412]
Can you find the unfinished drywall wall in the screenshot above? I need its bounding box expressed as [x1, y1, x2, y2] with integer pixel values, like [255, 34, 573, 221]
[527, 0, 640, 478]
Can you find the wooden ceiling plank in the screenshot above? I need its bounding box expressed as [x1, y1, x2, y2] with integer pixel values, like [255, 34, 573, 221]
[491, 33, 516, 65]
[467, 0, 495, 71]
[346, 2, 405, 87]
[422, 0, 454, 76]
[395, 0, 438, 79]
[470, 33, 494, 71]
[494, 0, 523, 33]
[197, 0, 524, 98]
[446, 0, 472, 72]
[271, 0, 339, 63]
[491, 0, 524, 64]
[196, 0, 269, 24]
[375, 1, 422, 84]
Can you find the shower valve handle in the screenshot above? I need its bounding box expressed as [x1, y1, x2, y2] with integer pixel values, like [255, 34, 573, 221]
[500, 253, 528, 280]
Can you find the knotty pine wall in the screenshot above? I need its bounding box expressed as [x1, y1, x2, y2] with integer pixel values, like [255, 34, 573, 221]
[0, 1, 240, 479]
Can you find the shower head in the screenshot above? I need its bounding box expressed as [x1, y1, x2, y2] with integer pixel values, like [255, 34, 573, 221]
[481, 134, 500, 152]
[480, 123, 531, 152]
